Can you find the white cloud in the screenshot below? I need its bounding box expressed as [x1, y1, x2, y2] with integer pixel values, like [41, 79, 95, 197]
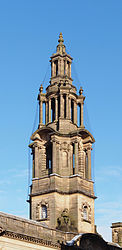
[96, 165, 122, 181]
[97, 225, 112, 242]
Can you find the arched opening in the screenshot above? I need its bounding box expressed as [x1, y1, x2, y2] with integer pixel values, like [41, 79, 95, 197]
[46, 143, 52, 174]
[51, 98, 55, 122]
[63, 94, 66, 118]
[67, 61, 70, 77]
[83, 205, 88, 220]
[71, 99, 74, 123]
[77, 103, 81, 127]
[58, 96, 60, 118]
[40, 205, 47, 219]
[54, 60, 58, 76]
[64, 60, 66, 75]
[72, 143, 75, 175]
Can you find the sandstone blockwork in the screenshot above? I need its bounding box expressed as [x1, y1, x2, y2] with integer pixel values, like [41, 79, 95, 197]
[29, 33, 96, 234]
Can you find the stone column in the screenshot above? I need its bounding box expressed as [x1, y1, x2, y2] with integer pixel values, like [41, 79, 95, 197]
[58, 59, 60, 75]
[55, 97, 58, 121]
[52, 61, 54, 77]
[34, 144, 39, 178]
[87, 148, 91, 180]
[66, 94, 69, 118]
[80, 101, 84, 127]
[60, 59, 64, 76]
[60, 94, 63, 118]
[48, 99, 51, 123]
[75, 142, 78, 174]
[65, 60, 68, 75]
[45, 101, 48, 124]
[39, 100, 43, 125]
[69, 63, 71, 78]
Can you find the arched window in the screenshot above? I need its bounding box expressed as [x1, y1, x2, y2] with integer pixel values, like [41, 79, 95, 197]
[46, 143, 52, 174]
[54, 60, 58, 76]
[51, 98, 55, 122]
[71, 99, 74, 123]
[67, 61, 70, 77]
[77, 103, 81, 127]
[82, 203, 91, 223]
[63, 94, 66, 118]
[72, 143, 75, 175]
[83, 205, 88, 220]
[40, 205, 47, 219]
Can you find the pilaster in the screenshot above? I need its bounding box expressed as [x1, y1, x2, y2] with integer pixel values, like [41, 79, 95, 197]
[60, 94, 63, 118]
[45, 101, 48, 124]
[39, 101, 43, 125]
[80, 101, 84, 127]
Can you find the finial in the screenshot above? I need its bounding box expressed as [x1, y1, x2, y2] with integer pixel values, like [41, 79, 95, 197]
[57, 32, 65, 54]
[79, 87, 83, 95]
[39, 84, 43, 93]
[58, 32, 64, 44]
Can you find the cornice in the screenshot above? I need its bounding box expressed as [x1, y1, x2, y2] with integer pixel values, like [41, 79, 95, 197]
[2, 230, 60, 249]
[30, 188, 96, 199]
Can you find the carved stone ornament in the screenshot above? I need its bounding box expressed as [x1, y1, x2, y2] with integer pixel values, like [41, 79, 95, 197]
[78, 140, 83, 150]
[60, 142, 70, 151]
[56, 208, 77, 232]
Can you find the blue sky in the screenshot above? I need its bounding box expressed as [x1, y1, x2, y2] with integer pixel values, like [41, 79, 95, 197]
[0, 0, 122, 242]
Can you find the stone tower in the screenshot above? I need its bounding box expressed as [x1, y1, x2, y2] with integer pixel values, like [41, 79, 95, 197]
[111, 223, 122, 247]
[29, 33, 96, 234]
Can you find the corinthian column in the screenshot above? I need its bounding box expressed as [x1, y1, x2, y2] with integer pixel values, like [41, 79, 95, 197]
[39, 100, 43, 125]
[45, 101, 48, 124]
[60, 94, 63, 118]
[80, 101, 84, 127]
[74, 101, 77, 125]
[51, 61, 54, 77]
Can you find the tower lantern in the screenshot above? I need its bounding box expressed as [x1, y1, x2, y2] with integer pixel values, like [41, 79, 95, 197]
[29, 33, 96, 234]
